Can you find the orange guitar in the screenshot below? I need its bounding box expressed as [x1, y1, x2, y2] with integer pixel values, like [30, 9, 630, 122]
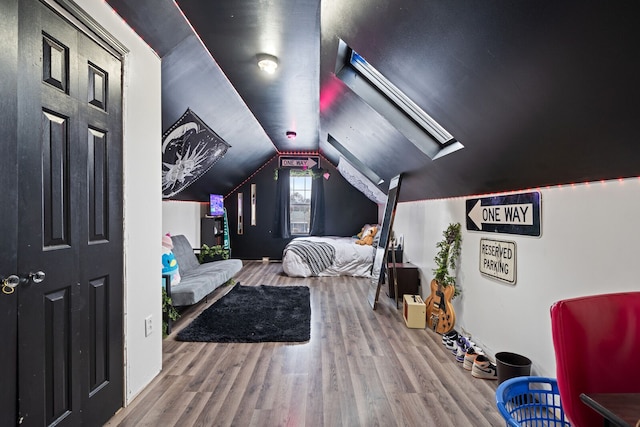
[425, 279, 456, 334]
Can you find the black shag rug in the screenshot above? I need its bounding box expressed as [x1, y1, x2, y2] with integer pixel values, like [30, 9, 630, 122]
[176, 284, 310, 343]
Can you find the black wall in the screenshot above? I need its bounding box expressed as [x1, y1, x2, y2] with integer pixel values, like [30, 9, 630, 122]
[225, 156, 379, 260]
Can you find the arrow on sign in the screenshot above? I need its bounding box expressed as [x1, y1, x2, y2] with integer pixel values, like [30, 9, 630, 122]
[468, 200, 534, 229]
[305, 157, 317, 168]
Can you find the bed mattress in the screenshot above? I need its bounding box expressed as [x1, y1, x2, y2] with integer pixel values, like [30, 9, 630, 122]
[282, 236, 375, 277]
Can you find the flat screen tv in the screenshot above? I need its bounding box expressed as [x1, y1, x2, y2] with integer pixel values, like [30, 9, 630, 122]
[209, 194, 224, 217]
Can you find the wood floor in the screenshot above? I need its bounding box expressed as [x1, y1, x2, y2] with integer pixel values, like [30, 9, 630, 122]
[105, 261, 504, 426]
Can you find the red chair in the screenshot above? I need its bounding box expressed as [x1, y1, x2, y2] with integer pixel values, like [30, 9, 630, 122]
[550, 292, 640, 427]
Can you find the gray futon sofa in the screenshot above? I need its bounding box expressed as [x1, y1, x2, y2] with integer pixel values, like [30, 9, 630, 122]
[168, 234, 243, 306]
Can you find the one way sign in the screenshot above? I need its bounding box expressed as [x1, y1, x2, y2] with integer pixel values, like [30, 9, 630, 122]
[466, 191, 541, 237]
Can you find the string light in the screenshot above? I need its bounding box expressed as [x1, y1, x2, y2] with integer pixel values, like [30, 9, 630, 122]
[277, 150, 319, 156]
[225, 155, 279, 197]
[225, 152, 340, 197]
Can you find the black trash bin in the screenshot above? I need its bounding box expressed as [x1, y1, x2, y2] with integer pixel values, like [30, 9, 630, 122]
[495, 352, 532, 384]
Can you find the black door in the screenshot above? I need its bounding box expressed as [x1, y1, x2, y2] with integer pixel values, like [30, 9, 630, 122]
[0, 1, 20, 425]
[14, 1, 124, 425]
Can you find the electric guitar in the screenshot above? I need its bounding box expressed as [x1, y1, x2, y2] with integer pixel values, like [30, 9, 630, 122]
[425, 279, 456, 334]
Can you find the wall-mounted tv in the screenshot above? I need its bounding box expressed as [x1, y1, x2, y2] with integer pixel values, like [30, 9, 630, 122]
[209, 194, 224, 217]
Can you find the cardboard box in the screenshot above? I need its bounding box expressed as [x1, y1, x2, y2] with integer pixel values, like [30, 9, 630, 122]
[403, 294, 426, 328]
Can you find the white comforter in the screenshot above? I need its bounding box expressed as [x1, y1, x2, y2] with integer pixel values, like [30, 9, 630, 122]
[282, 236, 375, 277]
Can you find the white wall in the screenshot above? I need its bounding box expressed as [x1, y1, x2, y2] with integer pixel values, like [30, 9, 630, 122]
[162, 200, 206, 247]
[393, 178, 640, 378]
[76, 0, 162, 404]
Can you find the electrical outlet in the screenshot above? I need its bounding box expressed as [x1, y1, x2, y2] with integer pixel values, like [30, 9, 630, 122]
[145, 315, 153, 337]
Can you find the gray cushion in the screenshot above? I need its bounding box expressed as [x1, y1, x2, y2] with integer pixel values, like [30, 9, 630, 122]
[170, 235, 200, 273]
[168, 235, 243, 306]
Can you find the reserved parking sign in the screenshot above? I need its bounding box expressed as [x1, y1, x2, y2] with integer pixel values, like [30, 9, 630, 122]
[479, 238, 517, 284]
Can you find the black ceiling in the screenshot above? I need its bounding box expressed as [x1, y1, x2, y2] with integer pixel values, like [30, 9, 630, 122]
[106, 0, 640, 202]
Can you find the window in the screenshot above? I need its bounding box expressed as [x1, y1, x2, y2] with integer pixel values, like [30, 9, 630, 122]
[273, 165, 325, 238]
[289, 175, 312, 235]
[335, 39, 464, 160]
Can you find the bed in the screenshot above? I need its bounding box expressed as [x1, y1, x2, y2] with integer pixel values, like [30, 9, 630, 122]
[282, 236, 376, 277]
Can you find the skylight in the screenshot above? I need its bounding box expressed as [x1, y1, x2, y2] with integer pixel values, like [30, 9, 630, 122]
[327, 134, 384, 186]
[335, 40, 463, 160]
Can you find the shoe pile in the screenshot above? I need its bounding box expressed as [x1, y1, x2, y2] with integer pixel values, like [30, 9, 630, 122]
[442, 329, 497, 380]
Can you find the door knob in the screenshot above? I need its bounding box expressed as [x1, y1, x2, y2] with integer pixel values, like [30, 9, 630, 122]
[29, 271, 46, 284]
[1, 271, 46, 294]
[19, 271, 46, 284]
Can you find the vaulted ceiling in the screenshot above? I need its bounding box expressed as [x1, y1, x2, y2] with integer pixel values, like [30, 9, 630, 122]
[106, 0, 640, 202]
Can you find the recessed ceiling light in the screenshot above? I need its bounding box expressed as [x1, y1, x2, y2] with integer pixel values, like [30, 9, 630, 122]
[257, 54, 278, 74]
[286, 131, 297, 139]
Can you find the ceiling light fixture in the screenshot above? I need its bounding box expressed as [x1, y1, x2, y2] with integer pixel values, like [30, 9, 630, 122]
[257, 54, 278, 74]
[286, 131, 297, 139]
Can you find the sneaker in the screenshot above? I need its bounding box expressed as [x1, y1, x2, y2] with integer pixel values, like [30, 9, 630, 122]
[463, 347, 484, 370]
[442, 330, 458, 351]
[453, 335, 474, 357]
[471, 355, 498, 380]
[442, 329, 457, 345]
[454, 337, 468, 361]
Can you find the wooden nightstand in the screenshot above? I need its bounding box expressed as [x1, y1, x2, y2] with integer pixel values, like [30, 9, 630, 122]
[387, 262, 420, 302]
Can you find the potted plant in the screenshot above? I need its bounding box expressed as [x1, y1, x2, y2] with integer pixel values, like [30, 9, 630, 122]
[426, 222, 462, 333]
[162, 287, 179, 337]
[198, 244, 230, 263]
[432, 222, 462, 298]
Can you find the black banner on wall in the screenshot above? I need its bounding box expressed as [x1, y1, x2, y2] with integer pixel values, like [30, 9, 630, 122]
[162, 108, 230, 198]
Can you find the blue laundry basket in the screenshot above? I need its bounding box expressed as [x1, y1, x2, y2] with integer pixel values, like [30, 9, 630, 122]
[496, 376, 570, 426]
